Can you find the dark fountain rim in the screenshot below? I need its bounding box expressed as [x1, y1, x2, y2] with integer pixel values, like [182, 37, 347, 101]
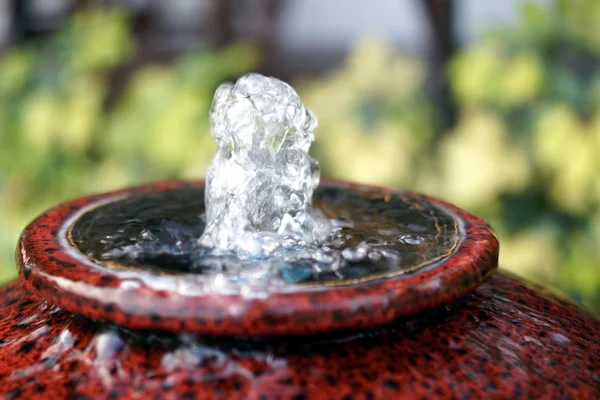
[16, 180, 499, 336]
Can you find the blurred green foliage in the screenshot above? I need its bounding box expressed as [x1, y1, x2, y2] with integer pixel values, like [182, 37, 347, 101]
[302, 0, 600, 314]
[0, 9, 258, 282]
[0, 2, 599, 315]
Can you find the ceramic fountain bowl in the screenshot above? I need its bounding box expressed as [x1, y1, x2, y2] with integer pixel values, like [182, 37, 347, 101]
[0, 180, 598, 399]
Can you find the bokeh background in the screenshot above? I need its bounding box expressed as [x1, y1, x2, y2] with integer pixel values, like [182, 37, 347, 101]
[0, 0, 599, 315]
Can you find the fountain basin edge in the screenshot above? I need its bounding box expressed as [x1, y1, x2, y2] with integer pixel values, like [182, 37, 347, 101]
[16, 180, 499, 336]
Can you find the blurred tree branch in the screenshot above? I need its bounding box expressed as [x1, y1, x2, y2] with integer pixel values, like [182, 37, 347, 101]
[423, 0, 457, 128]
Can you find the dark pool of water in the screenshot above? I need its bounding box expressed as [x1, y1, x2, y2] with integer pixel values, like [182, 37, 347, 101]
[69, 186, 460, 285]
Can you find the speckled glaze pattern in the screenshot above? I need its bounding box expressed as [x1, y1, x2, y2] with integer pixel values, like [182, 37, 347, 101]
[16, 180, 499, 336]
[0, 272, 598, 399]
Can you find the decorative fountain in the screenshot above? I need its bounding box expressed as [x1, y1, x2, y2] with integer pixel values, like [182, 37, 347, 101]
[1, 74, 598, 399]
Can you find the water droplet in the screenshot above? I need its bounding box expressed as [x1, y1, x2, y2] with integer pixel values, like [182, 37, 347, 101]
[342, 243, 368, 262]
[90, 330, 125, 367]
[399, 235, 423, 245]
[406, 224, 427, 233]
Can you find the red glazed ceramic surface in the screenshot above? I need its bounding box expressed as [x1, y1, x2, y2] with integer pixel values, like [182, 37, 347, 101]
[0, 272, 598, 399]
[16, 180, 498, 336]
[4, 180, 599, 399]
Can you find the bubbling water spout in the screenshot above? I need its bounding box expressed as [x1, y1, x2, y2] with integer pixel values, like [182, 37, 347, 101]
[200, 73, 334, 257]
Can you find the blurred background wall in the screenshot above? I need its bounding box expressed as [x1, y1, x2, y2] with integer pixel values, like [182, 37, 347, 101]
[1, 0, 599, 315]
